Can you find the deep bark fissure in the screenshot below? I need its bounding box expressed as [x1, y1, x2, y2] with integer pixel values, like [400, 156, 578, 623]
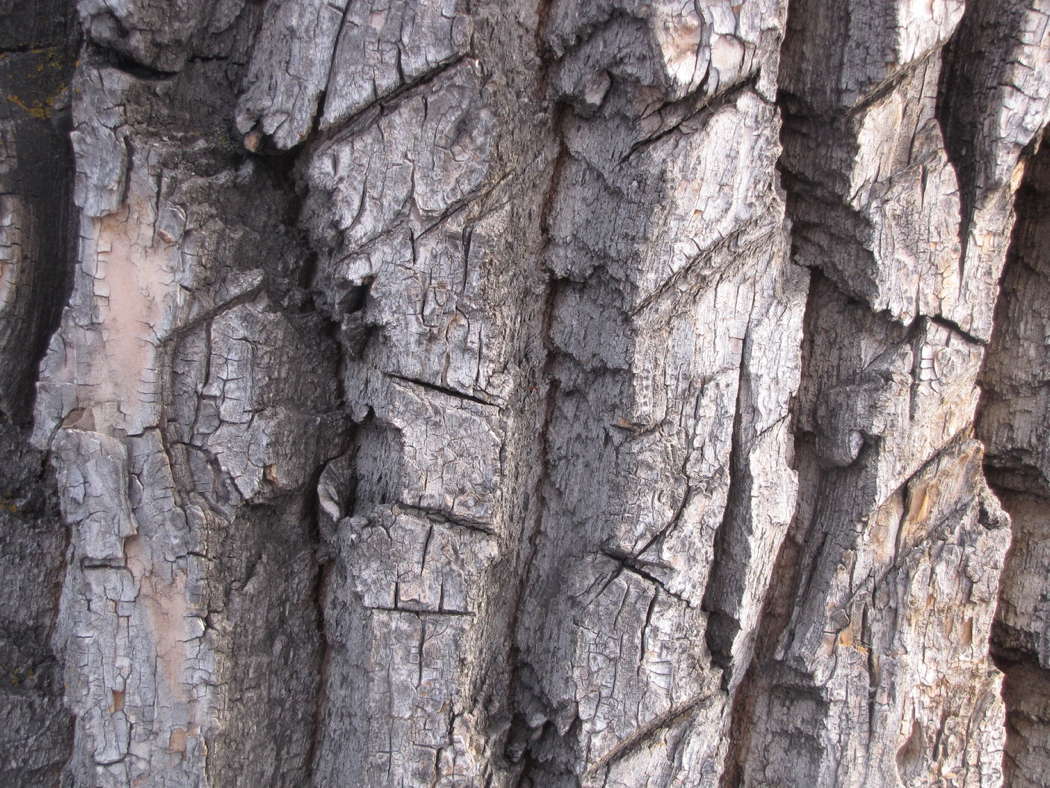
[501, 112, 570, 782]
[702, 324, 752, 680]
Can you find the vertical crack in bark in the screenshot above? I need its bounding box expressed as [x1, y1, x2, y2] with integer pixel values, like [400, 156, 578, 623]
[720, 96, 811, 788]
[501, 98, 569, 784]
[936, 0, 1030, 251]
[304, 470, 336, 786]
[702, 325, 750, 681]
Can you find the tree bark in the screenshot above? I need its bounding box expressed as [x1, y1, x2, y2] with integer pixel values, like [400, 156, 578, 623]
[2, 0, 1050, 785]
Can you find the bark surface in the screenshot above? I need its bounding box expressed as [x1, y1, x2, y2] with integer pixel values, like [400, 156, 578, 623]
[2, 0, 1050, 786]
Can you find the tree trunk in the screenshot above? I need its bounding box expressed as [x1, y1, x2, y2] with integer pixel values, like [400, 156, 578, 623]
[2, 0, 1050, 785]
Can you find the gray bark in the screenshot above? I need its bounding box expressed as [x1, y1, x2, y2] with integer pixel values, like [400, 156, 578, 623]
[2, 0, 1050, 785]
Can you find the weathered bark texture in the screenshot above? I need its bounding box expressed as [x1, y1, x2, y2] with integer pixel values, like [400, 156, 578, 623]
[3, 0, 1050, 785]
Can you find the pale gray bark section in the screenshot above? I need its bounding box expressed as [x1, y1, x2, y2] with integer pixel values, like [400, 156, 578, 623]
[3, 0, 1050, 786]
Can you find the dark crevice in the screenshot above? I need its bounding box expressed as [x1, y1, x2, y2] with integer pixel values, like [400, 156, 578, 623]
[844, 48, 940, 119]
[87, 41, 179, 80]
[927, 314, 986, 346]
[598, 547, 688, 606]
[337, 275, 373, 315]
[303, 461, 337, 787]
[392, 501, 496, 537]
[384, 372, 500, 408]
[539, 7, 639, 63]
[633, 484, 693, 565]
[311, 53, 469, 149]
[629, 222, 780, 318]
[318, 1, 352, 120]
[502, 304, 563, 780]
[620, 73, 760, 164]
[1, 47, 77, 422]
[160, 285, 267, 346]
[702, 323, 751, 683]
[501, 98, 571, 783]
[585, 692, 713, 778]
[533, 0, 558, 61]
[936, 0, 1027, 249]
[366, 606, 474, 617]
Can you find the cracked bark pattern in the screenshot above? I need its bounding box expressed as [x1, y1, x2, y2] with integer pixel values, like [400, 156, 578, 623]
[3, 0, 1050, 786]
